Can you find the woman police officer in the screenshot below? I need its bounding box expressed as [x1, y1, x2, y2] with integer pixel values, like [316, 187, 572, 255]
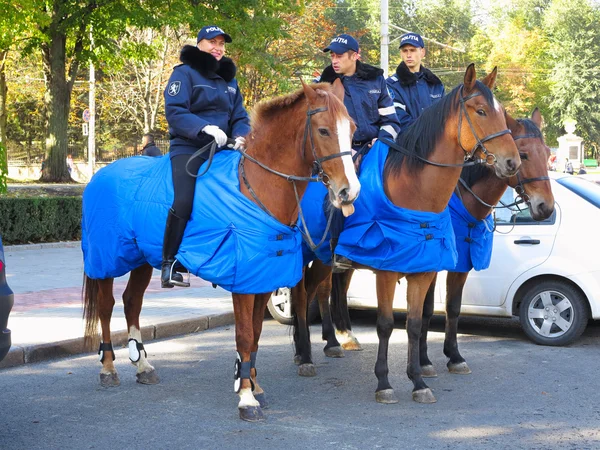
[162, 25, 250, 288]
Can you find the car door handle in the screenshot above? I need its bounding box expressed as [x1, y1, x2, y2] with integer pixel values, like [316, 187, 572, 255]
[514, 239, 540, 245]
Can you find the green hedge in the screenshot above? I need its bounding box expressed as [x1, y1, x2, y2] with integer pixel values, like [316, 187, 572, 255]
[0, 197, 82, 245]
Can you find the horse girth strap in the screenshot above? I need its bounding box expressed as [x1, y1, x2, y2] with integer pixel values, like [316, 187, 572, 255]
[458, 88, 512, 163]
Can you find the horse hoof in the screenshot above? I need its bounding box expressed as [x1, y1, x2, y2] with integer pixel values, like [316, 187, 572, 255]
[341, 340, 363, 351]
[448, 362, 472, 375]
[99, 372, 120, 387]
[375, 389, 399, 404]
[136, 369, 160, 385]
[293, 355, 302, 365]
[239, 405, 265, 422]
[254, 392, 268, 409]
[297, 363, 317, 377]
[413, 388, 436, 404]
[324, 346, 344, 358]
[421, 365, 438, 378]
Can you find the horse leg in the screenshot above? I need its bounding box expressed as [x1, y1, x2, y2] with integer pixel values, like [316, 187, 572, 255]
[406, 272, 437, 404]
[291, 270, 317, 377]
[444, 272, 472, 375]
[374, 271, 399, 404]
[232, 293, 265, 422]
[122, 264, 159, 385]
[96, 278, 120, 387]
[420, 274, 438, 378]
[331, 270, 362, 351]
[250, 292, 271, 409]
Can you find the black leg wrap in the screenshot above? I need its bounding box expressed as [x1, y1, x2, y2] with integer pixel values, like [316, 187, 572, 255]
[234, 356, 255, 393]
[98, 342, 115, 363]
[128, 338, 147, 363]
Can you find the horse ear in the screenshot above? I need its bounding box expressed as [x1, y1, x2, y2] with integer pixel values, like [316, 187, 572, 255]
[331, 78, 345, 102]
[482, 66, 497, 90]
[504, 110, 517, 131]
[301, 78, 318, 105]
[531, 107, 543, 130]
[463, 63, 476, 94]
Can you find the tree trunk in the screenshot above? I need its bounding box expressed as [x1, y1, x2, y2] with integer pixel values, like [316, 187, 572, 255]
[0, 51, 7, 145]
[40, 16, 74, 182]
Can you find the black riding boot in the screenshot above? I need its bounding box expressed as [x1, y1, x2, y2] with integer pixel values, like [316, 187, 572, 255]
[161, 209, 190, 288]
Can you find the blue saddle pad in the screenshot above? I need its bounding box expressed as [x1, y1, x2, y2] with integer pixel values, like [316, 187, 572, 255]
[335, 140, 457, 273]
[81, 151, 303, 294]
[448, 192, 494, 272]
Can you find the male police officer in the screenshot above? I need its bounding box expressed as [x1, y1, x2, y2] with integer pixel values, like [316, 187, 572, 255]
[317, 34, 400, 271]
[386, 32, 444, 130]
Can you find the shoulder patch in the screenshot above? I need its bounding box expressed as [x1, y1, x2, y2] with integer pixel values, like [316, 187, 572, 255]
[228, 86, 237, 94]
[390, 75, 398, 82]
[167, 81, 181, 97]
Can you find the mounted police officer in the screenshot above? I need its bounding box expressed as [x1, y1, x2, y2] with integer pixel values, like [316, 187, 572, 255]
[316, 34, 401, 271]
[161, 25, 250, 288]
[386, 32, 444, 130]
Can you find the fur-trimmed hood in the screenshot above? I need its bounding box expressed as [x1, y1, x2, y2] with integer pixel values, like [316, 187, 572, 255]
[319, 60, 384, 83]
[394, 61, 442, 86]
[179, 45, 237, 82]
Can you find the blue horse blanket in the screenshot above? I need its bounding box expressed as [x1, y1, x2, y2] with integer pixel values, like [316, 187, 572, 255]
[448, 192, 494, 273]
[81, 151, 303, 294]
[299, 182, 332, 266]
[335, 140, 458, 273]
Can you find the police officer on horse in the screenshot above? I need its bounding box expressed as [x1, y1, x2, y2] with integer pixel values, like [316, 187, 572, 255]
[162, 25, 251, 288]
[386, 32, 445, 130]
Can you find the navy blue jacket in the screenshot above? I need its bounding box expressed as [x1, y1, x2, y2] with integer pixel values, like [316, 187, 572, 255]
[164, 46, 251, 156]
[318, 61, 401, 145]
[386, 62, 444, 131]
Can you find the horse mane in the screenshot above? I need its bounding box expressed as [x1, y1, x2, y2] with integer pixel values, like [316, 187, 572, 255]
[250, 82, 346, 130]
[384, 80, 495, 178]
[516, 118, 544, 141]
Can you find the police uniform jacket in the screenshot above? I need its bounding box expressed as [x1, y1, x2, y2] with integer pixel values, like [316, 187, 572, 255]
[386, 62, 444, 130]
[164, 45, 251, 157]
[318, 61, 401, 146]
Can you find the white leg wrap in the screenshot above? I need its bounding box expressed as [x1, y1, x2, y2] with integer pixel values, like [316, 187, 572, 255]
[128, 326, 154, 373]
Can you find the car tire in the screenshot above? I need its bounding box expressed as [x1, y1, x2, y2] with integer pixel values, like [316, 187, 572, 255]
[267, 288, 294, 325]
[518, 280, 589, 346]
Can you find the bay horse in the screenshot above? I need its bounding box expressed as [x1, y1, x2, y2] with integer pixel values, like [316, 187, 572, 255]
[82, 79, 360, 422]
[418, 108, 555, 378]
[292, 64, 521, 404]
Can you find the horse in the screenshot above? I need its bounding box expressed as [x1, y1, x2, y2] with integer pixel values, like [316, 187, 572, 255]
[418, 108, 555, 378]
[81, 79, 361, 422]
[291, 64, 521, 404]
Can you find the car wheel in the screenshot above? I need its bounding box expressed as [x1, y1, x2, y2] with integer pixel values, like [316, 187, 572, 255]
[518, 280, 589, 346]
[267, 288, 293, 325]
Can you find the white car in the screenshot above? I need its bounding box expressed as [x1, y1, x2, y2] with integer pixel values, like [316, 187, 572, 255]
[268, 173, 600, 346]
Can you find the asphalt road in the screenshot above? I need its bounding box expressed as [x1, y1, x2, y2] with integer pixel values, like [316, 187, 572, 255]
[2, 313, 600, 450]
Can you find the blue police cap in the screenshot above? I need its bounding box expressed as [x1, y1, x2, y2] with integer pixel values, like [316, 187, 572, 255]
[197, 25, 232, 44]
[399, 32, 424, 48]
[323, 34, 360, 54]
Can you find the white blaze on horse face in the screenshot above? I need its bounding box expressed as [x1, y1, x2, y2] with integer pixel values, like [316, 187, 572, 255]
[238, 387, 260, 408]
[336, 117, 361, 204]
[494, 98, 503, 114]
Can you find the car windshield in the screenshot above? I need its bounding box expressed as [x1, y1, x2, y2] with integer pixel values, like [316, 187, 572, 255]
[556, 176, 600, 208]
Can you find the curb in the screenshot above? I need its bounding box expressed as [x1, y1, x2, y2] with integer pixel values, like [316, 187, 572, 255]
[0, 311, 235, 370]
[4, 241, 82, 252]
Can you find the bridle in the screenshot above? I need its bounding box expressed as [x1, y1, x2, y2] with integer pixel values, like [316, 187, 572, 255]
[382, 86, 512, 168]
[511, 128, 550, 204]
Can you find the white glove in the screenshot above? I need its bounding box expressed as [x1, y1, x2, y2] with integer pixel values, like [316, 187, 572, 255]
[202, 125, 228, 147]
[233, 136, 246, 150]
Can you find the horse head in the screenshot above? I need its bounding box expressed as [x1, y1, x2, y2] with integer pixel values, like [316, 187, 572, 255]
[302, 79, 360, 215]
[505, 108, 555, 220]
[458, 64, 521, 178]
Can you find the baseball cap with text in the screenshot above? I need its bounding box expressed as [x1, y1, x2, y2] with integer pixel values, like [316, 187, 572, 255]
[323, 34, 360, 54]
[197, 25, 232, 43]
[399, 32, 424, 48]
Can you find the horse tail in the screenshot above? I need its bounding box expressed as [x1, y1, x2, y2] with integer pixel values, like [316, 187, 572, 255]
[82, 274, 100, 351]
[330, 271, 352, 332]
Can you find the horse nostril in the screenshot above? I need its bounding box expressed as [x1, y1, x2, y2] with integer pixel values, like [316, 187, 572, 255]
[506, 158, 517, 173]
[339, 187, 349, 203]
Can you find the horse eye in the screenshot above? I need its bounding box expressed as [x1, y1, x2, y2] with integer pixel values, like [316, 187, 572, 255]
[476, 109, 486, 117]
[519, 152, 529, 160]
[318, 128, 330, 137]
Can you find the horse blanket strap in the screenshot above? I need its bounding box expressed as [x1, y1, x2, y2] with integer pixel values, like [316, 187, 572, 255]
[128, 338, 147, 363]
[448, 192, 494, 272]
[82, 151, 303, 294]
[336, 140, 457, 273]
[234, 352, 255, 393]
[299, 182, 334, 266]
[98, 342, 115, 363]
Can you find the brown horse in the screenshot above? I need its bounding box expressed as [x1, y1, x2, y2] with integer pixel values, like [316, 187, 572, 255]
[418, 108, 555, 378]
[292, 64, 521, 403]
[82, 79, 360, 422]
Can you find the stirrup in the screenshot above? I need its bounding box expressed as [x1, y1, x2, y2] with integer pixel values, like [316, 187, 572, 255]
[332, 254, 353, 273]
[169, 261, 190, 287]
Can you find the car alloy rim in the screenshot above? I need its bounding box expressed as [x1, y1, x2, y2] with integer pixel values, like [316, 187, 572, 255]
[527, 290, 574, 338]
[270, 288, 292, 319]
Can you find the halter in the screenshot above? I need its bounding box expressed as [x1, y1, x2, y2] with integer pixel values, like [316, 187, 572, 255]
[511, 129, 550, 204]
[457, 87, 512, 164]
